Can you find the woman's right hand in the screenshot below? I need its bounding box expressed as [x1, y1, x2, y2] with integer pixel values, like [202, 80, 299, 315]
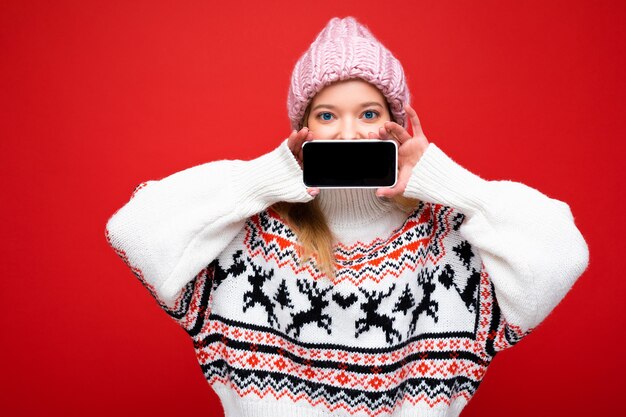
[287, 127, 319, 197]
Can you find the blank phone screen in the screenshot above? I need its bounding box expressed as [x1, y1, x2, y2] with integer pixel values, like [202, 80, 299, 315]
[302, 140, 397, 187]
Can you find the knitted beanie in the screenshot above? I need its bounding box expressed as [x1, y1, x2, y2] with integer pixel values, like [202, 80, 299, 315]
[287, 16, 411, 131]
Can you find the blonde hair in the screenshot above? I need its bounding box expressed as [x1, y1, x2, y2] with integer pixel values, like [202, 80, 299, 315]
[270, 101, 421, 282]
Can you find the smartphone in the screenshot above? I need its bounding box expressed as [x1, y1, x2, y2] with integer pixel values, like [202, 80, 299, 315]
[302, 140, 398, 188]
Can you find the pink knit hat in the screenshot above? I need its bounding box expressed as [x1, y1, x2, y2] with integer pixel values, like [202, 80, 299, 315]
[287, 16, 411, 131]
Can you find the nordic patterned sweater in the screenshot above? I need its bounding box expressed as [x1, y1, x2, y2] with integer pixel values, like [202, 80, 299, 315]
[105, 139, 589, 417]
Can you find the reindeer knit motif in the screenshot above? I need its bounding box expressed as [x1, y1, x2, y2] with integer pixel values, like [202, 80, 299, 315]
[105, 140, 589, 417]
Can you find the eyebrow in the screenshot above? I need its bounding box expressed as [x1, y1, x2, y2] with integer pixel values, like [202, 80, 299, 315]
[311, 102, 384, 111]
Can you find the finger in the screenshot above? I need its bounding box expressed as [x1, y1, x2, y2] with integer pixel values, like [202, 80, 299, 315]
[404, 103, 424, 137]
[297, 127, 311, 151]
[384, 121, 412, 144]
[376, 164, 411, 198]
[379, 126, 401, 151]
[297, 130, 313, 163]
[288, 127, 310, 160]
[378, 126, 392, 141]
[297, 141, 303, 164]
[307, 187, 320, 196]
[296, 127, 310, 147]
[287, 129, 298, 153]
[289, 127, 309, 148]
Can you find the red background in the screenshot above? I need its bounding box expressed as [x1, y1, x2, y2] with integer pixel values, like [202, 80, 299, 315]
[1, 1, 624, 416]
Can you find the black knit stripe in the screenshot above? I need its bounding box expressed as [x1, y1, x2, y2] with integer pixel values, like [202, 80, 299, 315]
[484, 279, 533, 355]
[159, 279, 195, 319]
[195, 333, 488, 374]
[155, 263, 215, 334]
[200, 362, 482, 408]
[185, 263, 217, 337]
[484, 279, 502, 357]
[203, 312, 478, 352]
[503, 321, 532, 348]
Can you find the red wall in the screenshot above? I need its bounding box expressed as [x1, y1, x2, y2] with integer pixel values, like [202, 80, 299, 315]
[1, 1, 623, 416]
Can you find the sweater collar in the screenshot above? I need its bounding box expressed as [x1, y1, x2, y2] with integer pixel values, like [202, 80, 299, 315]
[317, 188, 395, 228]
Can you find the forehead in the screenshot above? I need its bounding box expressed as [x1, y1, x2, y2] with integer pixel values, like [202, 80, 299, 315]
[310, 79, 386, 105]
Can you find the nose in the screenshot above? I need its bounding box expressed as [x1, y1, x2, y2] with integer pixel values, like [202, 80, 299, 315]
[337, 119, 365, 140]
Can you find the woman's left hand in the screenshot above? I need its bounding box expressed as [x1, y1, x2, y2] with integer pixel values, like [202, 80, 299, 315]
[368, 103, 430, 198]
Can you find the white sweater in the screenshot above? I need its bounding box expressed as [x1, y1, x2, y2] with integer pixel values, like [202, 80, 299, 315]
[105, 139, 589, 417]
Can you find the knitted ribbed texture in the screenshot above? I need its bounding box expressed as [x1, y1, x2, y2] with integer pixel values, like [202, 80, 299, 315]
[317, 188, 395, 227]
[233, 139, 315, 219]
[287, 16, 410, 131]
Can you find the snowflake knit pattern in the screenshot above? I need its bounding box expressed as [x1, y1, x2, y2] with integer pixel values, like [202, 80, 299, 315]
[105, 139, 589, 417]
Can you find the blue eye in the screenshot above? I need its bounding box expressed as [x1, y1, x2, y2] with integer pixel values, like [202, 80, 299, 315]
[318, 112, 333, 121]
[363, 110, 379, 119]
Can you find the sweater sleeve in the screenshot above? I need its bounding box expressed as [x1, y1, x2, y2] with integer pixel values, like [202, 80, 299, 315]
[403, 143, 590, 351]
[104, 139, 313, 310]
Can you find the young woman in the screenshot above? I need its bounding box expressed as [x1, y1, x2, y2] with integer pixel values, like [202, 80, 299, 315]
[105, 16, 589, 417]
